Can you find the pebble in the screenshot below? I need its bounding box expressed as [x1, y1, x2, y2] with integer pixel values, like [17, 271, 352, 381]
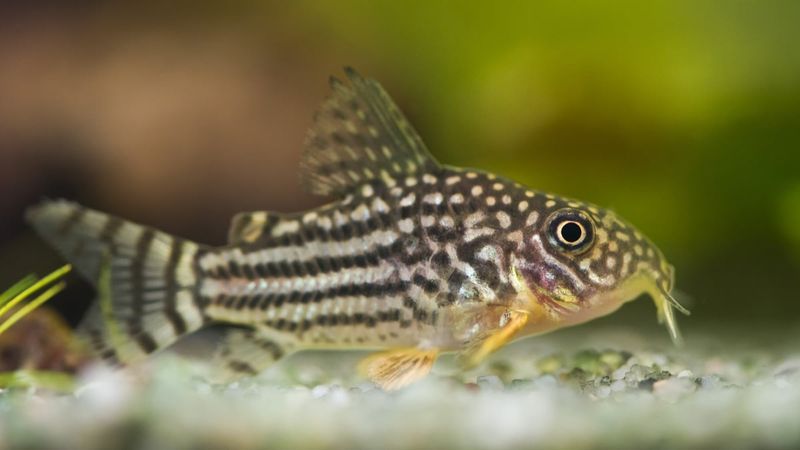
[536, 355, 563, 374]
[349, 382, 379, 394]
[653, 377, 696, 400]
[624, 364, 651, 385]
[311, 385, 330, 398]
[509, 379, 534, 391]
[610, 380, 627, 392]
[773, 358, 800, 380]
[599, 350, 630, 371]
[533, 375, 558, 390]
[328, 386, 350, 405]
[651, 354, 669, 366]
[477, 375, 504, 391]
[697, 375, 724, 390]
[573, 350, 603, 374]
[594, 385, 612, 398]
[611, 366, 630, 381]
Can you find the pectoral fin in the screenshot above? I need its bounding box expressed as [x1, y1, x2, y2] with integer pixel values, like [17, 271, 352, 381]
[359, 348, 439, 391]
[458, 309, 529, 369]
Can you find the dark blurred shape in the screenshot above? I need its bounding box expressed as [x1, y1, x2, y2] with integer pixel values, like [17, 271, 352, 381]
[0, 307, 90, 372]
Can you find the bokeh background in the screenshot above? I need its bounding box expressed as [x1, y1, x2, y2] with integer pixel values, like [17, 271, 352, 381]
[1, 1, 799, 333]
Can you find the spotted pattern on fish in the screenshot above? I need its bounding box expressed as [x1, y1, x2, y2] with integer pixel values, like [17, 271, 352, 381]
[26, 67, 683, 382]
[189, 166, 672, 349]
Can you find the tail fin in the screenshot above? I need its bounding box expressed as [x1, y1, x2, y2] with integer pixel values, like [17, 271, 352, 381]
[27, 200, 208, 364]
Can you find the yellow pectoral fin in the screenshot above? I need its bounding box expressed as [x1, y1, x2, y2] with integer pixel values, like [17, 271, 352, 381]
[359, 348, 439, 391]
[459, 309, 529, 369]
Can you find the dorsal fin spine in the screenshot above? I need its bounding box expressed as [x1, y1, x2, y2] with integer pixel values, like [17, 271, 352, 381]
[299, 68, 441, 198]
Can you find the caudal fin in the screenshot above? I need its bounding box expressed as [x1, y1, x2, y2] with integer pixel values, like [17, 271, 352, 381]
[27, 200, 208, 364]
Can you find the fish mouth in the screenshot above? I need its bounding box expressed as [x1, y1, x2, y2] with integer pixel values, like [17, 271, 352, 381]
[509, 264, 581, 321]
[594, 272, 690, 345]
[509, 263, 689, 340]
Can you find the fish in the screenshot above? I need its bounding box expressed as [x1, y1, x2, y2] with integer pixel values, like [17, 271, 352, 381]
[26, 67, 688, 390]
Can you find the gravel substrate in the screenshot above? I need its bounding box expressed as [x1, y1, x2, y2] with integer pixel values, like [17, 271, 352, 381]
[1, 326, 799, 449]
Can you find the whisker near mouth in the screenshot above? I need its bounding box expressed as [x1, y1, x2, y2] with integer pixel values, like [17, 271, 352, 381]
[654, 288, 688, 346]
[670, 289, 694, 314]
[664, 290, 691, 316]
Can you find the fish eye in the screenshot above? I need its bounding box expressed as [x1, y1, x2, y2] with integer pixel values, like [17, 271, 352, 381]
[557, 221, 585, 244]
[546, 209, 595, 253]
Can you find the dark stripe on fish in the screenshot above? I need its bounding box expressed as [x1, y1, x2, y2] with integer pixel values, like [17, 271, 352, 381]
[85, 326, 123, 367]
[239, 209, 396, 249]
[163, 239, 188, 335]
[99, 216, 124, 247]
[128, 228, 159, 354]
[56, 207, 85, 236]
[265, 307, 406, 332]
[213, 280, 410, 311]
[206, 239, 404, 281]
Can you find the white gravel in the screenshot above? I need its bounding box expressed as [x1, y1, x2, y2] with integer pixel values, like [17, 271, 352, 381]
[1, 325, 799, 449]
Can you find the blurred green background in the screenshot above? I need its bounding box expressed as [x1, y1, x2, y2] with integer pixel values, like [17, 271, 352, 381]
[1, 1, 798, 330]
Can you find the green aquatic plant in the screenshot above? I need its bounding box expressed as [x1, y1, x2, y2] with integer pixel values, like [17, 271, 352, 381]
[0, 370, 76, 392]
[0, 264, 71, 337]
[0, 265, 74, 391]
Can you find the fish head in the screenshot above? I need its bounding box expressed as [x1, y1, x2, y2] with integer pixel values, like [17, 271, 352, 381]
[511, 198, 688, 343]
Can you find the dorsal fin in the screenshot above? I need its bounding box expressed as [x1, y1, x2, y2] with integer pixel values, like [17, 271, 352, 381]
[228, 211, 271, 245]
[300, 67, 441, 197]
[228, 210, 298, 245]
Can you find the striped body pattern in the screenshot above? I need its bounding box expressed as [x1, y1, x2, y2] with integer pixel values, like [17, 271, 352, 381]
[28, 68, 686, 388]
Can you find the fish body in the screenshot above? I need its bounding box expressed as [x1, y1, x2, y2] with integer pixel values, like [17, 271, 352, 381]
[28, 68, 686, 389]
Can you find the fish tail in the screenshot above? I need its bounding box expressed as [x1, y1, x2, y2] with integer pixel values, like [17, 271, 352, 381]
[26, 200, 208, 364]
